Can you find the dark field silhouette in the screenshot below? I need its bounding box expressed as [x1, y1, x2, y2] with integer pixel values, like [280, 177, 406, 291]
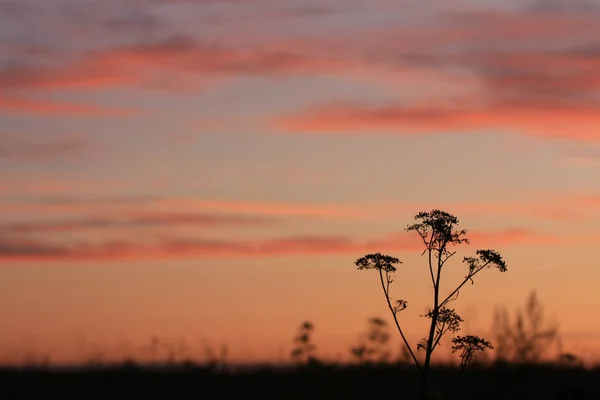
[2, 210, 592, 399]
[1, 361, 598, 400]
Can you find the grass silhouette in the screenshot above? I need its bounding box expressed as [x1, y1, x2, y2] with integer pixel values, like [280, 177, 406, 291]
[1, 361, 598, 399]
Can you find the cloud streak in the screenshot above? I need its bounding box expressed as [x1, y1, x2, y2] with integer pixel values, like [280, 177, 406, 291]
[277, 99, 600, 140]
[0, 197, 367, 219]
[0, 227, 579, 263]
[0, 94, 137, 116]
[0, 195, 594, 222]
[0, 132, 98, 162]
[2, 212, 273, 234]
[0, 178, 124, 196]
[0, 37, 343, 93]
[4, 3, 598, 135]
[274, 7, 600, 140]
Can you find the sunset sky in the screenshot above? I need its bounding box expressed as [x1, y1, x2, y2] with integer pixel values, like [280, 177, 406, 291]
[1, 0, 600, 366]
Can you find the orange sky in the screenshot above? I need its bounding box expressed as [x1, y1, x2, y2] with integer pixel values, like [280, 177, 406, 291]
[1, 0, 600, 366]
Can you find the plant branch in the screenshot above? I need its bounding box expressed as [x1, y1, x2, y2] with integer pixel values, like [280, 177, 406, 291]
[378, 268, 422, 374]
[427, 247, 435, 287]
[441, 250, 457, 265]
[431, 321, 447, 352]
[439, 263, 490, 309]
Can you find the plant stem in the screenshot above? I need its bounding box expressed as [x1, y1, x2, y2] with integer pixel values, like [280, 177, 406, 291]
[421, 245, 443, 399]
[378, 268, 422, 375]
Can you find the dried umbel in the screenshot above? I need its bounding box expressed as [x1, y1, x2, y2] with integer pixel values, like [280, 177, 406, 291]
[355, 253, 401, 272]
[354, 209, 508, 399]
[452, 335, 494, 367]
[452, 335, 494, 381]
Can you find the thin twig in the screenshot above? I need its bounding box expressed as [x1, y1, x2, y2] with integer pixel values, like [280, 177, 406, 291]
[378, 268, 423, 374]
[439, 263, 490, 308]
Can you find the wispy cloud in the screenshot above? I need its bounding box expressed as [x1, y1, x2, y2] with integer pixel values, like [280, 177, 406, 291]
[0, 36, 343, 93]
[6, 2, 597, 137]
[0, 178, 124, 197]
[0, 195, 594, 222]
[0, 197, 367, 219]
[574, 194, 600, 208]
[275, 7, 600, 141]
[2, 212, 273, 234]
[0, 94, 137, 116]
[149, 198, 365, 219]
[0, 227, 579, 263]
[0, 132, 98, 162]
[565, 147, 600, 165]
[276, 100, 600, 139]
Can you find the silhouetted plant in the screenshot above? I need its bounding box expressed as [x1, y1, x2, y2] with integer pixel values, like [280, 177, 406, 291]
[291, 321, 318, 365]
[350, 317, 392, 365]
[204, 344, 228, 371]
[417, 308, 463, 353]
[398, 343, 412, 364]
[22, 352, 52, 369]
[492, 290, 559, 363]
[558, 352, 583, 368]
[355, 210, 508, 399]
[452, 335, 493, 380]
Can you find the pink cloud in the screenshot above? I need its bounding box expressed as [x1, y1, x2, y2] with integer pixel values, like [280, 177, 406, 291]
[0, 197, 367, 220]
[2, 212, 273, 234]
[0, 178, 124, 196]
[0, 59, 137, 91]
[277, 98, 600, 141]
[0, 227, 590, 263]
[377, 200, 586, 222]
[573, 194, 600, 208]
[0, 132, 100, 162]
[466, 228, 560, 246]
[564, 148, 600, 166]
[2, 6, 597, 135]
[149, 198, 365, 219]
[0, 94, 137, 117]
[0, 37, 345, 93]
[0, 195, 593, 223]
[270, 7, 600, 141]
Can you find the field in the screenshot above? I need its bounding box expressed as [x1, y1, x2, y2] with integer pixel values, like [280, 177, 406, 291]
[2, 362, 598, 400]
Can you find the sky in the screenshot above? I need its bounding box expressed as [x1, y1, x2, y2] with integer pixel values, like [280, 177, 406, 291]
[1, 0, 600, 366]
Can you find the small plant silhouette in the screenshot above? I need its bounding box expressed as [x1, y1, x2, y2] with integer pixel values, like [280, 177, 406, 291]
[350, 317, 392, 365]
[354, 209, 508, 399]
[291, 321, 318, 365]
[492, 290, 559, 363]
[204, 344, 228, 371]
[558, 352, 583, 368]
[452, 335, 493, 380]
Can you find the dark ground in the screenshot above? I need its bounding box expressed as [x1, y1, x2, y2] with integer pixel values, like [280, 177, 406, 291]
[1, 362, 598, 400]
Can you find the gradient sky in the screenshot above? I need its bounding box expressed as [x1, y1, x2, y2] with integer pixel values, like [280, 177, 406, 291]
[1, 0, 600, 366]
